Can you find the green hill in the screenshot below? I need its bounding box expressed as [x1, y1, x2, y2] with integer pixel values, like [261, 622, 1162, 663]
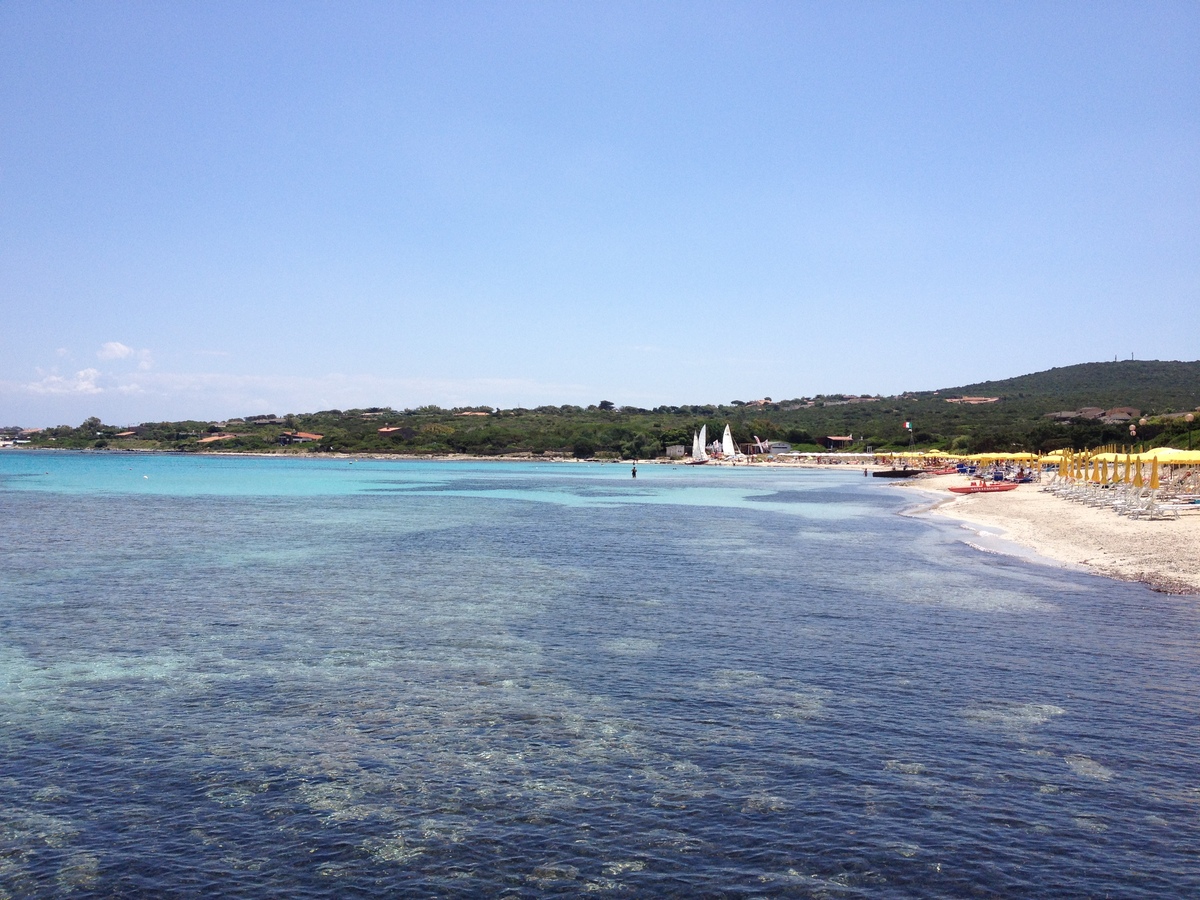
[17, 360, 1200, 457]
[937, 360, 1200, 413]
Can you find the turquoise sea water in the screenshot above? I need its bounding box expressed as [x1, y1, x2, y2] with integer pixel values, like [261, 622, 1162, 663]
[1, 451, 1198, 897]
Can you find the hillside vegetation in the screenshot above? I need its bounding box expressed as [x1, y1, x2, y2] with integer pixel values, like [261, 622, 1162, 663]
[8, 360, 1200, 458]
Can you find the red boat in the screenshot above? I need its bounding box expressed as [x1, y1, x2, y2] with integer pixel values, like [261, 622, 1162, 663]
[948, 481, 1019, 494]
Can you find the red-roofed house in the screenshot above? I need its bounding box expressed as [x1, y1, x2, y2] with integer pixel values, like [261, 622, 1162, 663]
[379, 426, 416, 440]
[278, 431, 323, 445]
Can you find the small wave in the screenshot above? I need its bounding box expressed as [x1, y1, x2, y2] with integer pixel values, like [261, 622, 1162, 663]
[602, 638, 659, 655]
[365, 832, 425, 864]
[964, 701, 1066, 732]
[527, 863, 580, 885]
[603, 860, 646, 875]
[1073, 814, 1109, 832]
[1065, 755, 1115, 781]
[743, 792, 788, 813]
[884, 760, 927, 776]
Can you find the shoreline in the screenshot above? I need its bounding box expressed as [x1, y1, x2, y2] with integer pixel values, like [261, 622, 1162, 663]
[7, 446, 1197, 593]
[898, 473, 1200, 595]
[0, 446, 888, 468]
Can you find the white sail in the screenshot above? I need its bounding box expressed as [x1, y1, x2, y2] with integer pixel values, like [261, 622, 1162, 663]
[691, 431, 700, 458]
[722, 425, 736, 457]
[694, 425, 708, 461]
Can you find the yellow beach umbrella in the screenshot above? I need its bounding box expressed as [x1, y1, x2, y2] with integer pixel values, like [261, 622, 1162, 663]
[1123, 453, 1132, 484]
[1150, 456, 1160, 490]
[1133, 458, 1144, 488]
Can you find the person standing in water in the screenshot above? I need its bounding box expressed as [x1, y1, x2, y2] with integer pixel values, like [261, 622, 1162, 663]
[631, 461, 637, 478]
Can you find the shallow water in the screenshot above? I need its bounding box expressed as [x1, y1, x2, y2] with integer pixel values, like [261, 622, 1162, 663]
[2, 452, 1198, 897]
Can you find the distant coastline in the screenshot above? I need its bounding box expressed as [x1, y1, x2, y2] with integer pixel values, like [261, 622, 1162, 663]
[6, 360, 1199, 459]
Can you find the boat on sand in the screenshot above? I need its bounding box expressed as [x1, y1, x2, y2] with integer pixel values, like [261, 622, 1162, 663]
[948, 482, 1019, 494]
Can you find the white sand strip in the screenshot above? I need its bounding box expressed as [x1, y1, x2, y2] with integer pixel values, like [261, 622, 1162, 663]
[900, 474, 1200, 594]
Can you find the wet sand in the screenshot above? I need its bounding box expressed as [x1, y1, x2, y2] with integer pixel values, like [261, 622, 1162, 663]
[901, 473, 1200, 594]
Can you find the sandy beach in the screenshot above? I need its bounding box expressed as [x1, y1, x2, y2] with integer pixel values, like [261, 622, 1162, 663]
[901, 473, 1200, 594]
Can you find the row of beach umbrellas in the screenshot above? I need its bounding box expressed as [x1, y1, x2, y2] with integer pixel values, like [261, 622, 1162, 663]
[1046, 448, 1200, 490]
[877, 448, 1200, 466]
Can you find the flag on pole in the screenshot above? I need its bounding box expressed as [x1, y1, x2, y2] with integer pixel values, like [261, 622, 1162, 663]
[904, 421, 911, 430]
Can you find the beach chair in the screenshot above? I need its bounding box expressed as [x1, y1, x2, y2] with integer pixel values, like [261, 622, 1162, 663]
[1117, 487, 1150, 517]
[1126, 489, 1179, 521]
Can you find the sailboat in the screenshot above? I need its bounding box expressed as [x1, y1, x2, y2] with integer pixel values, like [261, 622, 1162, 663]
[722, 425, 736, 458]
[688, 425, 709, 464]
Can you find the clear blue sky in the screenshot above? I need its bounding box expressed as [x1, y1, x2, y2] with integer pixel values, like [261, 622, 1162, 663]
[2, 1, 1197, 425]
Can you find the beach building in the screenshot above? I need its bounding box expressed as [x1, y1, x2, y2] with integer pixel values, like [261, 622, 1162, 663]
[378, 426, 416, 440]
[1099, 407, 1141, 424]
[278, 431, 323, 445]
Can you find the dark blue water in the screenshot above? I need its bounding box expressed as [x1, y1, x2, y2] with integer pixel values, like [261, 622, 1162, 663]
[1, 453, 1198, 897]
